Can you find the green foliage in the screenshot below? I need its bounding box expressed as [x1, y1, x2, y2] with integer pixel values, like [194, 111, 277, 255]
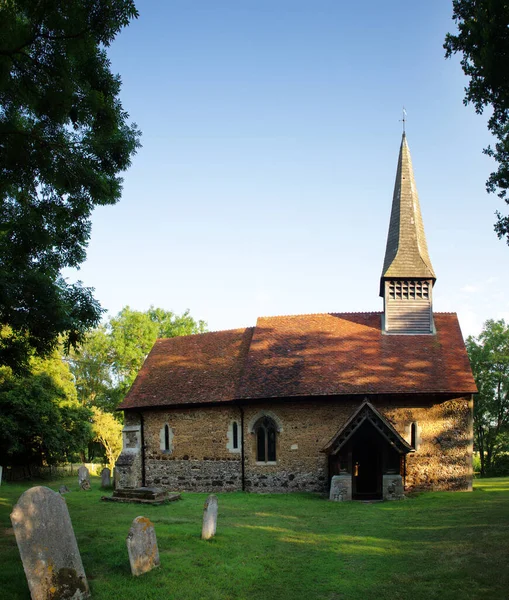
[0, 0, 141, 373]
[0, 352, 92, 466]
[109, 306, 207, 394]
[466, 319, 509, 475]
[70, 306, 207, 408]
[69, 325, 117, 411]
[109, 307, 159, 394]
[444, 0, 509, 243]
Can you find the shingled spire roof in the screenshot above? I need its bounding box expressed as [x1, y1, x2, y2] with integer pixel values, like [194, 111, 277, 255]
[380, 133, 436, 295]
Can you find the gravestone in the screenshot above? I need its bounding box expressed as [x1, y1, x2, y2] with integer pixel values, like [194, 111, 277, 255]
[0, 465, 3, 486]
[77, 466, 89, 489]
[201, 494, 218, 540]
[329, 475, 352, 502]
[382, 474, 404, 500]
[100, 468, 111, 488]
[10, 486, 90, 599]
[59, 485, 70, 495]
[126, 516, 160, 576]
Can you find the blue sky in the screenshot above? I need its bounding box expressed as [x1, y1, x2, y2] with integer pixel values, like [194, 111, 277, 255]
[66, 0, 509, 338]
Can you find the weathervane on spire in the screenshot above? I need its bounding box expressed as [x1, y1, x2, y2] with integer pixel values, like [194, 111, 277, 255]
[400, 107, 407, 134]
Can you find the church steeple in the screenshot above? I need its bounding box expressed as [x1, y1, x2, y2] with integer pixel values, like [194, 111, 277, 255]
[381, 134, 436, 334]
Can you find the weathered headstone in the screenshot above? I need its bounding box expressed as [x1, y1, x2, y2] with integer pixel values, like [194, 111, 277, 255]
[329, 475, 352, 502]
[80, 480, 90, 491]
[10, 486, 90, 599]
[59, 485, 70, 495]
[126, 516, 160, 576]
[201, 494, 218, 540]
[100, 467, 111, 488]
[0, 465, 3, 486]
[77, 466, 89, 488]
[383, 474, 404, 500]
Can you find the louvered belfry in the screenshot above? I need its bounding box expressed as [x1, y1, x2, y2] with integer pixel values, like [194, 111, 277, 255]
[381, 133, 436, 334]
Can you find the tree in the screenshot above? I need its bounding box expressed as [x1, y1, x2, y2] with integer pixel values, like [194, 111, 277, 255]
[444, 1, 509, 244]
[91, 406, 122, 472]
[69, 306, 207, 408]
[466, 319, 509, 475]
[109, 306, 159, 395]
[110, 306, 207, 394]
[148, 306, 207, 339]
[0, 0, 141, 373]
[68, 325, 118, 411]
[0, 351, 92, 467]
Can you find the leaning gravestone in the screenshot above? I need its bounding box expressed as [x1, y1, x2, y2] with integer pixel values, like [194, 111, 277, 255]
[100, 468, 111, 488]
[78, 466, 89, 490]
[126, 516, 160, 576]
[10, 486, 90, 599]
[201, 494, 218, 540]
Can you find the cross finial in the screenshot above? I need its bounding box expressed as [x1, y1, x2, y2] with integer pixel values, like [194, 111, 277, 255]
[400, 107, 407, 134]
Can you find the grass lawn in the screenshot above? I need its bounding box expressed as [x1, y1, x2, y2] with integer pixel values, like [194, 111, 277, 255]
[1, 477, 509, 599]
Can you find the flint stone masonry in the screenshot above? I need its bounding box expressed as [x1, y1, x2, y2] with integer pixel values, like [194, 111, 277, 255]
[117, 395, 473, 495]
[201, 495, 218, 540]
[10, 486, 90, 600]
[77, 466, 89, 487]
[126, 516, 160, 576]
[383, 474, 404, 500]
[329, 475, 352, 502]
[101, 468, 111, 488]
[146, 458, 241, 492]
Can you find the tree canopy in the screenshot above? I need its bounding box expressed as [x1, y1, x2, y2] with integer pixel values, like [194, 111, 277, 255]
[0, 352, 92, 466]
[0, 0, 141, 373]
[444, 0, 509, 244]
[70, 306, 207, 409]
[466, 318, 509, 475]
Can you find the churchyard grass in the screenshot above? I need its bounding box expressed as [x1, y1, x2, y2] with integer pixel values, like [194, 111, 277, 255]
[1, 477, 508, 600]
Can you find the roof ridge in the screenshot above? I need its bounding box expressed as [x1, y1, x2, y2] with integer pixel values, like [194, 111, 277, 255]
[157, 326, 254, 340]
[258, 311, 383, 320]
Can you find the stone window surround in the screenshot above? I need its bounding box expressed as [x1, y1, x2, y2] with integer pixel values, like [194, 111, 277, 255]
[122, 425, 141, 453]
[159, 423, 174, 454]
[253, 416, 278, 464]
[405, 421, 421, 450]
[247, 410, 283, 465]
[226, 420, 241, 454]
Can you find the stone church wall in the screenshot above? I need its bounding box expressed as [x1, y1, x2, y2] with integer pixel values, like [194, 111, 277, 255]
[143, 406, 243, 492]
[385, 395, 474, 492]
[119, 394, 473, 495]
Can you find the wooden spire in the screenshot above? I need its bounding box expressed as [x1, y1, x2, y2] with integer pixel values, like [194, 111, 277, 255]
[380, 134, 436, 334]
[381, 133, 436, 292]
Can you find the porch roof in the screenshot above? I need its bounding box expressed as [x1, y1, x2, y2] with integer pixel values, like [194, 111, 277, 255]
[321, 400, 414, 455]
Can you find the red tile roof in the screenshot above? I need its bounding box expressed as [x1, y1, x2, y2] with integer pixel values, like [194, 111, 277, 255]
[119, 328, 254, 410]
[118, 312, 477, 410]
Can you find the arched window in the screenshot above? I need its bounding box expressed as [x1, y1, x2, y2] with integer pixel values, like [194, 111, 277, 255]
[411, 422, 418, 449]
[232, 421, 239, 450]
[164, 424, 170, 451]
[255, 417, 277, 462]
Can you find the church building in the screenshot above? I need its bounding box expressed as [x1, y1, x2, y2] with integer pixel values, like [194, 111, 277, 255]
[115, 134, 476, 500]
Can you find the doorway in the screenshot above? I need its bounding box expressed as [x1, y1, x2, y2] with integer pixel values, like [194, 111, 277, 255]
[351, 421, 383, 500]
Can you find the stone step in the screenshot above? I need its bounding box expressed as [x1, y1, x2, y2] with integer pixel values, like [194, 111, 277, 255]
[101, 492, 181, 505]
[113, 487, 167, 501]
